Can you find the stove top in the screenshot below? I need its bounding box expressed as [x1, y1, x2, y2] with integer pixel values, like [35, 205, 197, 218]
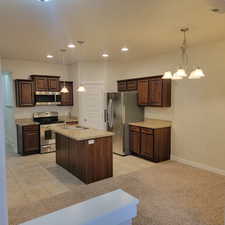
[33, 112, 64, 125]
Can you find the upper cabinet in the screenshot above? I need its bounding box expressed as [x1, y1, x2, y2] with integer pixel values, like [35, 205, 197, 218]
[31, 75, 60, 92]
[118, 75, 171, 107]
[117, 79, 138, 92]
[137, 79, 149, 106]
[15, 80, 35, 107]
[60, 81, 74, 106]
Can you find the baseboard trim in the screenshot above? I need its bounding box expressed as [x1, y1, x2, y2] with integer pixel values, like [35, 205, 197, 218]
[171, 155, 225, 176]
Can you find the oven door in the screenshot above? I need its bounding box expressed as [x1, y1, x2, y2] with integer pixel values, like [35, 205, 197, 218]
[40, 126, 56, 146]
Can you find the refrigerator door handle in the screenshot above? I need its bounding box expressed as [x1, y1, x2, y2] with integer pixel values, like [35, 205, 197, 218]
[104, 109, 107, 123]
[122, 104, 125, 124]
[107, 99, 113, 128]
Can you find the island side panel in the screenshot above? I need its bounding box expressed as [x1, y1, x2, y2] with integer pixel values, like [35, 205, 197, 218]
[56, 133, 113, 184]
[86, 136, 113, 184]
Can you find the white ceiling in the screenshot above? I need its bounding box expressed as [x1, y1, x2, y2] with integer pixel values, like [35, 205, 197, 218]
[0, 0, 225, 64]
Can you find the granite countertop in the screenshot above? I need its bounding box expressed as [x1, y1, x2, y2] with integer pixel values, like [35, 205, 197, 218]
[129, 119, 172, 129]
[51, 126, 114, 141]
[15, 119, 40, 126]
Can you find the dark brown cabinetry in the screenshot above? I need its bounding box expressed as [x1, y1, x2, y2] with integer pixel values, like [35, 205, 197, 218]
[31, 75, 60, 92]
[117, 79, 138, 92]
[60, 81, 74, 106]
[129, 126, 141, 154]
[15, 80, 35, 107]
[56, 134, 113, 184]
[117, 75, 171, 107]
[137, 79, 149, 106]
[48, 77, 60, 92]
[17, 124, 40, 155]
[129, 125, 171, 162]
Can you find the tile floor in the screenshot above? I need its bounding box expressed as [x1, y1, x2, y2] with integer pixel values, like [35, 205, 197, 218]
[6, 150, 155, 210]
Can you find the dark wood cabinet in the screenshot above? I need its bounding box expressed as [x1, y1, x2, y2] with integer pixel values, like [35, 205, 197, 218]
[138, 79, 149, 106]
[149, 78, 162, 106]
[15, 80, 35, 107]
[60, 81, 74, 106]
[149, 77, 171, 107]
[48, 78, 60, 92]
[129, 125, 171, 162]
[117, 79, 138, 92]
[56, 134, 113, 184]
[117, 81, 127, 91]
[31, 75, 60, 92]
[141, 128, 154, 160]
[117, 75, 171, 107]
[17, 124, 40, 155]
[33, 76, 48, 91]
[129, 126, 141, 154]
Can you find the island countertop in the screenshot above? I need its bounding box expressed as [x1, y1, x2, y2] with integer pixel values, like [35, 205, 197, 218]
[129, 119, 172, 129]
[51, 126, 114, 141]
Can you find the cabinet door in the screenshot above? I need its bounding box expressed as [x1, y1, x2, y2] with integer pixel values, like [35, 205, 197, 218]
[130, 130, 141, 154]
[138, 79, 149, 106]
[48, 78, 60, 92]
[127, 80, 137, 91]
[34, 77, 48, 91]
[15, 80, 34, 107]
[60, 82, 74, 106]
[117, 81, 127, 92]
[141, 132, 154, 160]
[149, 78, 162, 106]
[23, 130, 40, 153]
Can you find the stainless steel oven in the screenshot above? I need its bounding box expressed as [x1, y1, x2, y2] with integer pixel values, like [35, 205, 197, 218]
[33, 112, 65, 153]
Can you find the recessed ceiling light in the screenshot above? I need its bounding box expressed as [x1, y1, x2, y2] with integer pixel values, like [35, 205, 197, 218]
[102, 53, 109, 58]
[38, 0, 51, 2]
[46, 54, 53, 58]
[67, 44, 76, 48]
[121, 47, 129, 52]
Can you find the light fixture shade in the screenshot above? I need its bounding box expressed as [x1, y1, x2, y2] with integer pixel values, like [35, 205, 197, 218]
[176, 68, 187, 77]
[162, 71, 173, 79]
[77, 86, 86, 92]
[189, 68, 204, 79]
[172, 72, 183, 80]
[60, 86, 69, 93]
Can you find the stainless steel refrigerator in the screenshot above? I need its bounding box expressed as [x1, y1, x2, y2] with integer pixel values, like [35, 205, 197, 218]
[106, 92, 144, 155]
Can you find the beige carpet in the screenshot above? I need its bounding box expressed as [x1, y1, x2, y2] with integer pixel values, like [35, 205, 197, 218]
[9, 161, 225, 225]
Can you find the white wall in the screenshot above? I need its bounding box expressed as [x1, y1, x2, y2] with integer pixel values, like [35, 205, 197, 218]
[0, 57, 9, 225]
[108, 39, 225, 172]
[2, 59, 73, 119]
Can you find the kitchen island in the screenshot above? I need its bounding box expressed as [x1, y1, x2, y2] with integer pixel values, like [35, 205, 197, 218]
[51, 126, 114, 184]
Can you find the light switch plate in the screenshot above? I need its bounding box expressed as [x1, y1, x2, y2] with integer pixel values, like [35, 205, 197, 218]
[88, 140, 95, 144]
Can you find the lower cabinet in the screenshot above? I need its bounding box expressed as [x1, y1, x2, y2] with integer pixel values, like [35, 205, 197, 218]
[129, 125, 171, 162]
[17, 124, 40, 155]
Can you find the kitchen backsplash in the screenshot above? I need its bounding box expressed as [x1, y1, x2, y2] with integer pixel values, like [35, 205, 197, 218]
[14, 106, 73, 119]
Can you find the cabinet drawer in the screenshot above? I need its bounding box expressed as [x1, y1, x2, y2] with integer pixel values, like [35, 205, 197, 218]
[23, 125, 40, 132]
[127, 80, 137, 90]
[141, 128, 153, 134]
[118, 81, 127, 91]
[130, 126, 140, 132]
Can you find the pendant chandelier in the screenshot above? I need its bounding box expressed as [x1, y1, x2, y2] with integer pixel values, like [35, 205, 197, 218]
[162, 28, 205, 80]
[77, 41, 86, 92]
[60, 49, 69, 93]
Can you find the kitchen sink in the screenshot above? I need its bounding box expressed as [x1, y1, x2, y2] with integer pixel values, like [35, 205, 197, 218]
[63, 125, 89, 130]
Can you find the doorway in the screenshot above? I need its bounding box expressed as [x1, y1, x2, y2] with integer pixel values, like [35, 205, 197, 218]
[1, 72, 17, 153]
[79, 82, 106, 130]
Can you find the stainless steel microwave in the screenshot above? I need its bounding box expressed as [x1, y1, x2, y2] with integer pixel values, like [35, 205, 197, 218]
[35, 91, 61, 106]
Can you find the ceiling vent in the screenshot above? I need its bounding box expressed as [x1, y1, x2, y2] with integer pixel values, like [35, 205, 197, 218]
[208, 0, 225, 13]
